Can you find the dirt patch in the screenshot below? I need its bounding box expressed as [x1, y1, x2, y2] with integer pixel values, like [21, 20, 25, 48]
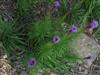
[0, 58, 12, 75]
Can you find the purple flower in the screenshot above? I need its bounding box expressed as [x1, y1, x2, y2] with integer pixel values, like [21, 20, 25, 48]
[53, 0, 61, 11]
[69, 25, 78, 33]
[52, 36, 60, 44]
[54, 1, 60, 8]
[28, 58, 37, 67]
[90, 20, 99, 29]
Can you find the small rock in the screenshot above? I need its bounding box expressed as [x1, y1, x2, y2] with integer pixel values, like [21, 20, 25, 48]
[20, 70, 30, 75]
[49, 72, 58, 75]
[37, 70, 45, 75]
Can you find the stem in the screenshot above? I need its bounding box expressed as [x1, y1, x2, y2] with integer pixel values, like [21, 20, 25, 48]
[81, 0, 95, 28]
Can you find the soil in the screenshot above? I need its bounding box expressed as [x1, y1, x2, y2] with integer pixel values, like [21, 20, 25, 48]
[0, 0, 15, 21]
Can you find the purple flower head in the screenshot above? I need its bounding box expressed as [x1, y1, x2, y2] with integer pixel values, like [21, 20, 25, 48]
[28, 58, 37, 67]
[52, 36, 60, 44]
[69, 25, 78, 33]
[90, 20, 99, 29]
[54, 1, 60, 8]
[53, 0, 61, 11]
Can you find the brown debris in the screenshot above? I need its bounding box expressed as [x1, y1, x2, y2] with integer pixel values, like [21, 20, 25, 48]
[0, 58, 12, 75]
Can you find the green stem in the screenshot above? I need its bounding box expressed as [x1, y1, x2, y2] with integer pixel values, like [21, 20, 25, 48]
[81, 0, 95, 28]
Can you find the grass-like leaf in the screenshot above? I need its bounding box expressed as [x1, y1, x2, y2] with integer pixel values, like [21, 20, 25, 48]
[0, 18, 26, 54]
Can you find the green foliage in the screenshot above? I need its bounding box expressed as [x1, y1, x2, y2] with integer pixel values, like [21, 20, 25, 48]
[1, 0, 100, 74]
[15, 0, 100, 74]
[60, 0, 100, 27]
[90, 0, 100, 19]
[63, 0, 86, 24]
[16, 0, 37, 15]
[27, 14, 81, 74]
[29, 16, 53, 40]
[89, 0, 100, 39]
[35, 34, 80, 73]
[94, 22, 100, 40]
[0, 18, 25, 54]
[28, 16, 53, 50]
[26, 0, 100, 74]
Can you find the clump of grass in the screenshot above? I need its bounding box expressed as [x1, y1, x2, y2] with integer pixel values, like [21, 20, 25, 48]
[26, 14, 81, 74]
[0, 18, 26, 55]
